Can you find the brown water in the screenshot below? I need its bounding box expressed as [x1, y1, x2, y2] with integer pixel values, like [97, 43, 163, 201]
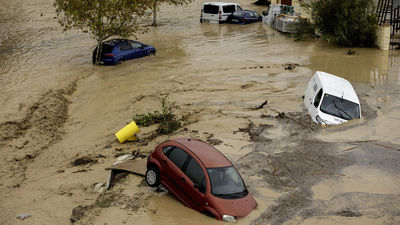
[1, 0, 400, 224]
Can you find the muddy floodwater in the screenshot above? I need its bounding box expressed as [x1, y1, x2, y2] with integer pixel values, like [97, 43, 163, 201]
[1, 0, 400, 224]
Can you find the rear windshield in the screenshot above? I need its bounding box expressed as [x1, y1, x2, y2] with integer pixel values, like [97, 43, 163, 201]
[204, 5, 219, 14]
[223, 5, 236, 13]
[232, 11, 246, 17]
[101, 44, 113, 53]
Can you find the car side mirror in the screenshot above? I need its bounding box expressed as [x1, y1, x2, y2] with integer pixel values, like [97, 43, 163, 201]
[194, 183, 205, 193]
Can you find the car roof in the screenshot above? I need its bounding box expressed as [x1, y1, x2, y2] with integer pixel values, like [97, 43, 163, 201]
[315, 71, 360, 104]
[103, 39, 133, 46]
[203, 2, 239, 6]
[171, 138, 232, 168]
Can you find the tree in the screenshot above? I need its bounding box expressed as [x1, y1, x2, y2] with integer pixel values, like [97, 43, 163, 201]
[151, 0, 192, 26]
[54, 0, 152, 64]
[307, 0, 378, 47]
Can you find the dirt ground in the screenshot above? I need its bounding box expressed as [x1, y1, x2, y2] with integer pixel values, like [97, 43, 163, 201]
[1, 0, 400, 224]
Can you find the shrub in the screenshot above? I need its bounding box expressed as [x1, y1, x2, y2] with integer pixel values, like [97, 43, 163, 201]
[308, 0, 378, 47]
[132, 96, 181, 135]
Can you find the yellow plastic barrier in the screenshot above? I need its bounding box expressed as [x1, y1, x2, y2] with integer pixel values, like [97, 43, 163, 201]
[115, 121, 140, 143]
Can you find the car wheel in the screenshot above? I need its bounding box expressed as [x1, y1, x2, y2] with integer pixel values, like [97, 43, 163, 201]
[145, 166, 160, 187]
[148, 51, 155, 56]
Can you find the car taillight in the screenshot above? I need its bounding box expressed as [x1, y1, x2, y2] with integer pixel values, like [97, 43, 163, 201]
[105, 53, 114, 57]
[219, 11, 222, 19]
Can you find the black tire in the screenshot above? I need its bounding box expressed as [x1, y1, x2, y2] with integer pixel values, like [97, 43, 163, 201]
[148, 51, 155, 56]
[145, 166, 160, 187]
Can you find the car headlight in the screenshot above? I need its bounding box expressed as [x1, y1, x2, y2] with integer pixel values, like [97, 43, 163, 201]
[316, 115, 325, 125]
[222, 215, 236, 222]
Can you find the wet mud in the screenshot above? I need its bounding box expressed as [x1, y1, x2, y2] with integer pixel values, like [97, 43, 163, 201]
[1, 0, 400, 224]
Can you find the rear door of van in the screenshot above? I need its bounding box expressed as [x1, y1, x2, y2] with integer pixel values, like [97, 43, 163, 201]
[202, 4, 220, 22]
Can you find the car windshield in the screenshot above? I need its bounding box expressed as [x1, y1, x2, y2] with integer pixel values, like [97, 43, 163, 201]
[320, 94, 360, 120]
[207, 166, 247, 199]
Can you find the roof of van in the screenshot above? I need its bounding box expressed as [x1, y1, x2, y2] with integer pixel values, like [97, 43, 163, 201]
[203, 2, 240, 5]
[314, 71, 360, 104]
[172, 138, 232, 168]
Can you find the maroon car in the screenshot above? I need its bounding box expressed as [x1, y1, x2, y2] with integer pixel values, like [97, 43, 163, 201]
[145, 138, 257, 221]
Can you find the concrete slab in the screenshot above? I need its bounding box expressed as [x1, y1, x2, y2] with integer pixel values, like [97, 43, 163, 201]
[105, 158, 147, 177]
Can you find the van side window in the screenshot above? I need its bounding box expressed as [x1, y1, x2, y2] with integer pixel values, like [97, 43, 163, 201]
[314, 89, 323, 108]
[168, 148, 189, 170]
[223, 5, 236, 13]
[237, 5, 243, 11]
[185, 158, 206, 192]
[204, 5, 219, 14]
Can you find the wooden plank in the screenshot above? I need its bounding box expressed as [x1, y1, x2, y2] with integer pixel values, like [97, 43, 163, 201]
[105, 158, 147, 176]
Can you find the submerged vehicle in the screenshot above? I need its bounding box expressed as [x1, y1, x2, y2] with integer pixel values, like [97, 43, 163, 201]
[92, 39, 156, 65]
[226, 10, 262, 24]
[145, 138, 257, 221]
[304, 71, 361, 125]
[200, 2, 243, 23]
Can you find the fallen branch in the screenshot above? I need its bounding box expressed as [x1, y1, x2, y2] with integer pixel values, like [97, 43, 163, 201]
[343, 145, 359, 152]
[270, 108, 313, 130]
[374, 143, 400, 152]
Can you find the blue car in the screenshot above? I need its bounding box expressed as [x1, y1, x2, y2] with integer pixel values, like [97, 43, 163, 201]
[226, 10, 262, 24]
[92, 39, 156, 65]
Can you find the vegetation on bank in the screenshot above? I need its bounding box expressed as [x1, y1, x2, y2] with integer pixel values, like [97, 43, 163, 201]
[132, 96, 181, 134]
[300, 0, 378, 47]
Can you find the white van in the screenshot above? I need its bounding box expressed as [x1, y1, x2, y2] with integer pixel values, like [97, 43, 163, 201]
[304, 71, 361, 125]
[200, 2, 243, 23]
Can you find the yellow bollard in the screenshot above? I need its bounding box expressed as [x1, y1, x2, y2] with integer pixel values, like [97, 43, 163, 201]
[115, 121, 140, 143]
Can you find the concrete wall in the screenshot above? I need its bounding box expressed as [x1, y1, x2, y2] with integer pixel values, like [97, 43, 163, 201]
[377, 25, 391, 50]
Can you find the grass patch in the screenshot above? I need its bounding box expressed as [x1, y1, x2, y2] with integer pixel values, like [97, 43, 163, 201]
[133, 96, 181, 135]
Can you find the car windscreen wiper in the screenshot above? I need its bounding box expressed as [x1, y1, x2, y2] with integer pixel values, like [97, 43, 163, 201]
[332, 100, 352, 120]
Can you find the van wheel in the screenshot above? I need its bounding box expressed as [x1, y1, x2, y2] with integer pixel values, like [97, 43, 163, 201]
[145, 166, 160, 187]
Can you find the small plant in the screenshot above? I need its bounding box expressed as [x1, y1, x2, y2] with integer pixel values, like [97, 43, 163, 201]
[132, 96, 181, 134]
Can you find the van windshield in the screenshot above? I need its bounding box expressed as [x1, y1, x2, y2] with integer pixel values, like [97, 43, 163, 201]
[223, 5, 236, 13]
[207, 166, 247, 199]
[320, 94, 360, 120]
[204, 5, 219, 14]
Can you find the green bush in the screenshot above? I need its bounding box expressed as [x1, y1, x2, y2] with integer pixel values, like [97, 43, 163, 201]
[132, 96, 181, 135]
[309, 0, 378, 47]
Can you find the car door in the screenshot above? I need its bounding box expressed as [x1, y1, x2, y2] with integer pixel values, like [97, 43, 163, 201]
[118, 41, 134, 60]
[311, 88, 323, 120]
[180, 157, 207, 211]
[161, 147, 193, 207]
[130, 41, 146, 58]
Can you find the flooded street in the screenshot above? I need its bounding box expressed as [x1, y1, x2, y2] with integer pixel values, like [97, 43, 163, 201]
[1, 0, 400, 224]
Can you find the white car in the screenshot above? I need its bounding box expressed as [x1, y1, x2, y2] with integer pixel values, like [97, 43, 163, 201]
[200, 2, 243, 23]
[304, 71, 361, 125]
